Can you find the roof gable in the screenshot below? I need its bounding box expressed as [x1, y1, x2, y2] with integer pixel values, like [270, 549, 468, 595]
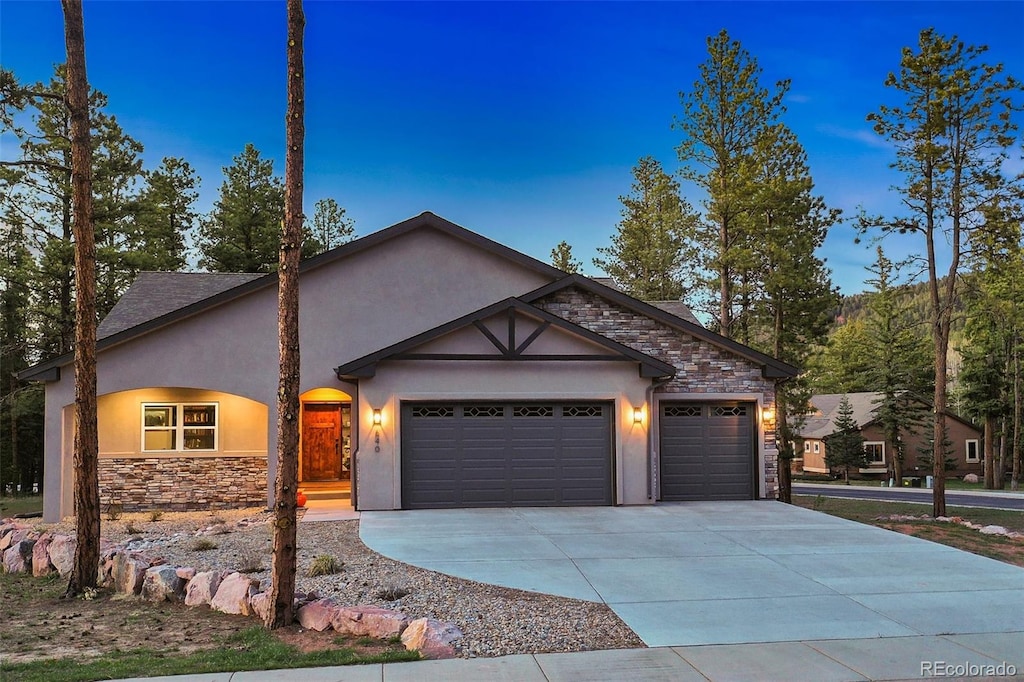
[521, 275, 798, 379]
[798, 392, 979, 440]
[335, 298, 677, 380]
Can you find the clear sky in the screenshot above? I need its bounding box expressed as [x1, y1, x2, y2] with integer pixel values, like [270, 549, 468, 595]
[2, 1, 1022, 295]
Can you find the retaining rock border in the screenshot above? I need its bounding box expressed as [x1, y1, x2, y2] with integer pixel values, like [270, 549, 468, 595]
[0, 519, 461, 659]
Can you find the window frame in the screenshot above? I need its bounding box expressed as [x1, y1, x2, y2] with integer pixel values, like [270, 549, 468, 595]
[142, 402, 219, 453]
[965, 439, 980, 463]
[864, 441, 885, 465]
[804, 441, 811, 453]
[813, 441, 820, 454]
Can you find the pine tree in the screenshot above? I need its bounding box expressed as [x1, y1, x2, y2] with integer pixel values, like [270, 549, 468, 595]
[550, 241, 581, 273]
[130, 156, 200, 272]
[865, 247, 932, 485]
[306, 197, 355, 255]
[198, 143, 285, 273]
[824, 396, 866, 484]
[864, 29, 1022, 515]
[593, 156, 698, 300]
[674, 29, 789, 338]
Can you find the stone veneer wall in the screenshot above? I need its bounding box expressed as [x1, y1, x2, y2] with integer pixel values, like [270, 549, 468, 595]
[535, 287, 778, 495]
[98, 457, 267, 512]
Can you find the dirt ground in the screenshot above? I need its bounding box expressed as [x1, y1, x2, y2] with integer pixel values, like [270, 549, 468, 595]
[0, 571, 399, 665]
[878, 522, 1024, 567]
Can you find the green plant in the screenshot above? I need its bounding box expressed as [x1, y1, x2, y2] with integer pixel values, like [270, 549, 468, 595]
[124, 521, 142, 535]
[190, 538, 218, 552]
[306, 555, 343, 577]
[105, 503, 124, 521]
[812, 494, 827, 510]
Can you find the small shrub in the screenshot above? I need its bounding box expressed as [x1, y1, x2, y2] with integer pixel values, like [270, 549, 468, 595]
[374, 585, 409, 601]
[190, 538, 218, 552]
[813, 494, 827, 511]
[105, 503, 123, 521]
[124, 521, 142, 535]
[148, 510, 164, 522]
[306, 555, 343, 577]
[354, 636, 376, 647]
[236, 548, 265, 573]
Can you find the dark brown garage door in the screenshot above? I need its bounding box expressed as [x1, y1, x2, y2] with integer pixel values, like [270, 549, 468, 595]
[659, 402, 755, 501]
[401, 402, 613, 509]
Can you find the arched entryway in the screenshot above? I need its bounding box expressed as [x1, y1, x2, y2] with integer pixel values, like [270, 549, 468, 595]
[300, 388, 353, 499]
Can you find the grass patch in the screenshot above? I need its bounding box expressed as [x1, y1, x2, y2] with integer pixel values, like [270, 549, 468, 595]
[1, 627, 420, 682]
[0, 495, 43, 518]
[307, 555, 343, 577]
[793, 495, 1024, 567]
[190, 537, 218, 552]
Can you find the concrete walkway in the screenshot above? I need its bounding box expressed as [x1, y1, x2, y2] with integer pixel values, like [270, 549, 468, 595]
[359, 501, 1024, 647]
[114, 634, 1024, 681]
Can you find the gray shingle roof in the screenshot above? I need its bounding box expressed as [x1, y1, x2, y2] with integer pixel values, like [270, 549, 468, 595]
[797, 392, 885, 440]
[98, 271, 264, 339]
[646, 301, 702, 326]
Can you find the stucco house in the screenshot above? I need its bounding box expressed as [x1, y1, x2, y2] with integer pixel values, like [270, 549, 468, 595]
[796, 392, 983, 480]
[21, 212, 796, 522]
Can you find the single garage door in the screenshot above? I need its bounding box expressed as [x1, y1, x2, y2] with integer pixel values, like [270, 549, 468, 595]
[659, 402, 755, 501]
[401, 402, 613, 509]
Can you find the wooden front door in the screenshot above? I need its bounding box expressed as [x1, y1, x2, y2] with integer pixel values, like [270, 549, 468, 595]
[302, 404, 343, 481]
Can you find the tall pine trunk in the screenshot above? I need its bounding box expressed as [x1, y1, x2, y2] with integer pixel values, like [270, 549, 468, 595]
[984, 417, 995, 489]
[266, 0, 305, 629]
[61, 0, 100, 597]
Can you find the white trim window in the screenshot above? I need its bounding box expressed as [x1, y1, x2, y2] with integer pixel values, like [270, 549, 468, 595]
[804, 441, 811, 453]
[864, 441, 885, 465]
[965, 439, 980, 463]
[143, 403, 218, 452]
[813, 442, 820, 454]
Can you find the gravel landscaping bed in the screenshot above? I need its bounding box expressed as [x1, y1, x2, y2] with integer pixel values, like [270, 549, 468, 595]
[50, 508, 642, 658]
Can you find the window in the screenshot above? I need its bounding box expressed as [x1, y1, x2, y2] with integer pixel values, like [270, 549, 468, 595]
[813, 442, 820, 454]
[966, 439, 979, 463]
[864, 441, 885, 465]
[804, 441, 811, 453]
[143, 403, 217, 452]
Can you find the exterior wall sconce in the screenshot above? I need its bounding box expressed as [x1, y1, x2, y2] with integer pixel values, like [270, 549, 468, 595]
[372, 409, 382, 427]
[762, 407, 775, 423]
[633, 407, 644, 424]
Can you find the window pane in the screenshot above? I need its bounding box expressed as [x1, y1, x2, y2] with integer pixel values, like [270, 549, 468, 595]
[184, 405, 216, 426]
[184, 428, 215, 450]
[144, 406, 175, 428]
[144, 429, 176, 450]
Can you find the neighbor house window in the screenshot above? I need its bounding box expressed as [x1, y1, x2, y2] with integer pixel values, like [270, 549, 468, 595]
[965, 439, 979, 463]
[804, 441, 811, 453]
[813, 442, 820, 454]
[143, 403, 217, 452]
[864, 442, 885, 465]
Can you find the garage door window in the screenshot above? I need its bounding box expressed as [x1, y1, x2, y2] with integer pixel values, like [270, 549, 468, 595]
[513, 405, 553, 417]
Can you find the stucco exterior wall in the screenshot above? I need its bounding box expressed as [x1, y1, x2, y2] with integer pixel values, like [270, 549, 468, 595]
[354, 360, 651, 510]
[534, 287, 779, 498]
[40, 225, 555, 520]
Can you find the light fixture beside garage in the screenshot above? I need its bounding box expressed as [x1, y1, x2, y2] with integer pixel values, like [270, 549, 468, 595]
[633, 407, 644, 424]
[372, 409, 382, 426]
[762, 406, 775, 423]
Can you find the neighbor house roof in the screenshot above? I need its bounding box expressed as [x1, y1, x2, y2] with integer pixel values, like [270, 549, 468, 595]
[797, 392, 979, 440]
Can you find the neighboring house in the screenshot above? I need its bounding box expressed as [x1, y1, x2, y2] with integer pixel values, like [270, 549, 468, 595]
[20, 212, 797, 522]
[796, 392, 982, 480]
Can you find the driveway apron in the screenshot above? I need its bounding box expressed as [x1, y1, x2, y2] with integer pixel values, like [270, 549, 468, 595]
[359, 501, 1024, 647]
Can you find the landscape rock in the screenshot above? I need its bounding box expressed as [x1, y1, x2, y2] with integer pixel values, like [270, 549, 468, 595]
[112, 552, 151, 595]
[249, 591, 272, 622]
[401, 617, 463, 659]
[296, 598, 340, 632]
[209, 572, 259, 615]
[175, 566, 196, 581]
[184, 570, 224, 607]
[3, 538, 36, 573]
[332, 606, 409, 638]
[963, 473, 980, 483]
[31, 534, 54, 577]
[979, 525, 1009, 536]
[142, 564, 186, 602]
[47, 534, 76, 577]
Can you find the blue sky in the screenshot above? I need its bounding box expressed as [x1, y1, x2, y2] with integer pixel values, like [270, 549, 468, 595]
[2, 1, 1022, 294]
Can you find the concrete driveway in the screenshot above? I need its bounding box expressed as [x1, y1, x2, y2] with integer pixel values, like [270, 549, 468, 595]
[360, 501, 1024, 648]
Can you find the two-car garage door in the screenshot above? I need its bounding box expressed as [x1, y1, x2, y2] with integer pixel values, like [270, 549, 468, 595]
[401, 402, 613, 509]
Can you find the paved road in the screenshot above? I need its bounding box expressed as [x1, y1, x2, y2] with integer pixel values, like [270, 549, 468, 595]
[793, 482, 1024, 511]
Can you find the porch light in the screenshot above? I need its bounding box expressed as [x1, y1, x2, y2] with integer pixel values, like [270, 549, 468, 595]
[633, 407, 644, 424]
[372, 409, 382, 427]
[762, 407, 775, 423]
